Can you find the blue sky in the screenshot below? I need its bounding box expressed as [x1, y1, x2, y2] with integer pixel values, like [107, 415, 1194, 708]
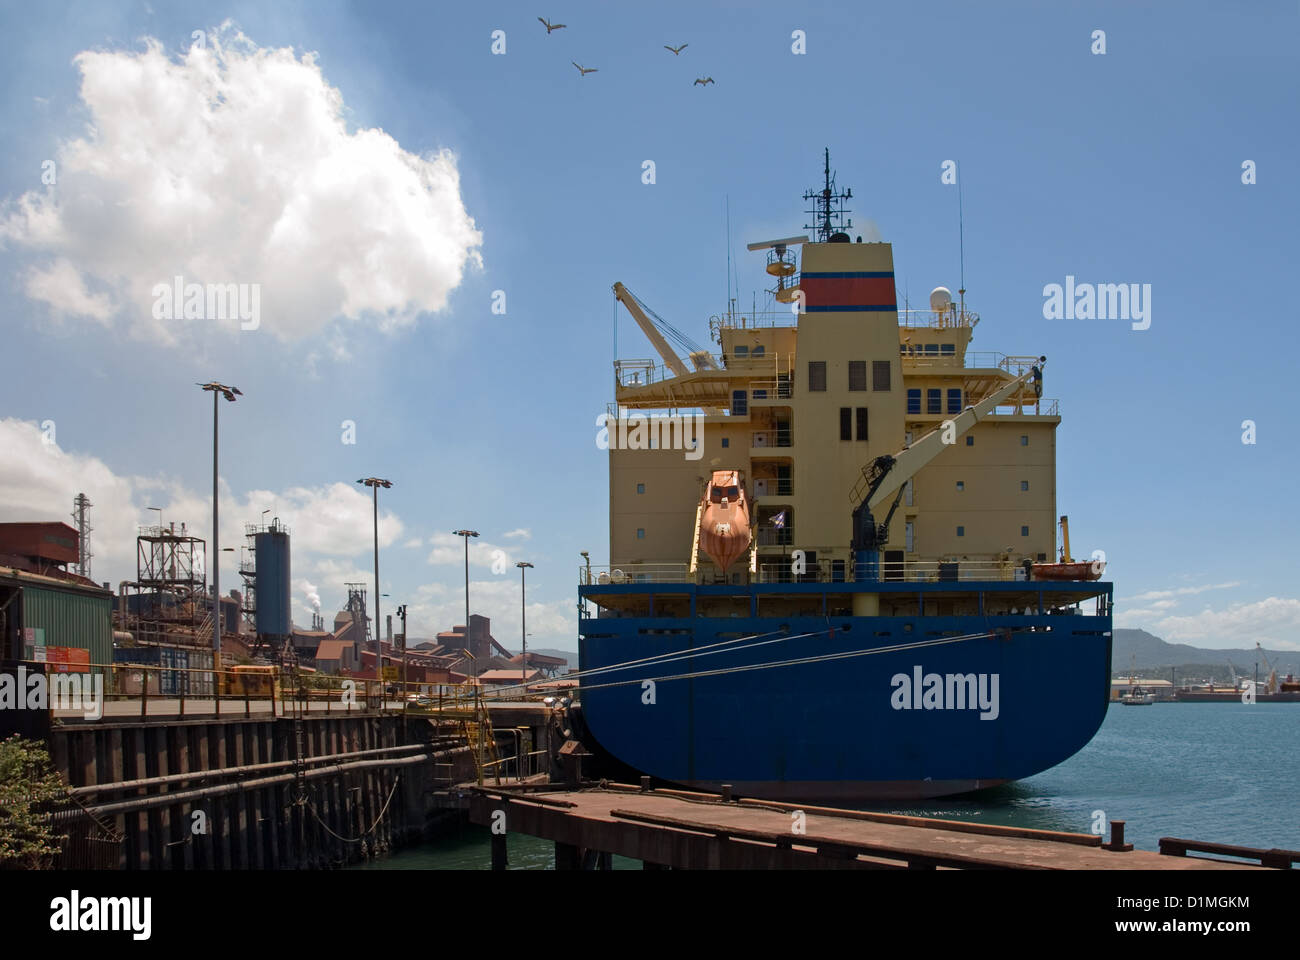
[1, 0, 1297, 652]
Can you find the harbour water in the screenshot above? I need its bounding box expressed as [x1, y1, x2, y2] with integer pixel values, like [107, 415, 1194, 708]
[354, 702, 1300, 870]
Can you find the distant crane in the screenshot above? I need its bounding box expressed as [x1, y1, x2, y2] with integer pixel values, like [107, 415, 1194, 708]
[538, 17, 566, 34]
[1256, 642, 1280, 695]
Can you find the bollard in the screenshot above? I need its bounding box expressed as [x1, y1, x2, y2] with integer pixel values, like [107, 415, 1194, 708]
[1105, 819, 1133, 852]
[640, 775, 651, 793]
[721, 784, 733, 803]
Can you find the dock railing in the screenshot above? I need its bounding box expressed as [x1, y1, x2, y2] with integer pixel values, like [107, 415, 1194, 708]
[18, 660, 552, 721]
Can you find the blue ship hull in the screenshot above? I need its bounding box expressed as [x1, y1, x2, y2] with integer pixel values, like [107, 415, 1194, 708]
[577, 581, 1113, 802]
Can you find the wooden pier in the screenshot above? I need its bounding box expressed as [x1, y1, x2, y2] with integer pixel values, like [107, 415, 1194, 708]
[468, 782, 1280, 870]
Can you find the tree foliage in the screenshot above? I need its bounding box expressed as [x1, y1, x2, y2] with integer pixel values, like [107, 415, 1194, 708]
[0, 735, 68, 870]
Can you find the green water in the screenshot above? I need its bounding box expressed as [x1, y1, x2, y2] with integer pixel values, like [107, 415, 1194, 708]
[355, 703, 1300, 869]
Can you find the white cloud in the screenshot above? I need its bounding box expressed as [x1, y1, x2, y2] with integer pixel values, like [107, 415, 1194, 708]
[502, 528, 531, 540]
[427, 531, 517, 570]
[1120, 581, 1241, 604]
[2, 25, 482, 344]
[0, 417, 399, 593]
[23, 258, 114, 322]
[404, 578, 575, 652]
[1139, 597, 1300, 649]
[0, 418, 140, 581]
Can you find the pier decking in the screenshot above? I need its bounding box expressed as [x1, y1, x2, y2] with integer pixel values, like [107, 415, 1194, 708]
[468, 782, 1273, 870]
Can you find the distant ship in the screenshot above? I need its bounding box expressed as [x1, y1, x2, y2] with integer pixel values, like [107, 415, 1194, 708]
[572, 153, 1114, 801]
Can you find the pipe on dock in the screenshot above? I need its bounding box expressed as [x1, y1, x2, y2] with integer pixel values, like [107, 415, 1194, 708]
[68, 740, 459, 797]
[84, 746, 474, 818]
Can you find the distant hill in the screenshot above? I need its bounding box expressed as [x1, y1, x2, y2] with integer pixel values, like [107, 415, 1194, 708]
[1113, 628, 1299, 680]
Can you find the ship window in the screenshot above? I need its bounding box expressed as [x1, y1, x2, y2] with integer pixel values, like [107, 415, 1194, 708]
[956, 526, 965, 537]
[966, 436, 974, 446]
[1020, 480, 1029, 491]
[905, 521, 914, 553]
[925, 344, 939, 356]
[752, 345, 765, 357]
[855, 407, 868, 441]
[927, 389, 941, 414]
[636, 483, 645, 494]
[956, 481, 964, 491]
[941, 343, 955, 356]
[907, 389, 921, 414]
[1021, 526, 1030, 537]
[734, 345, 749, 358]
[873, 361, 891, 391]
[1037, 553, 1047, 561]
[1020, 435, 1029, 446]
[721, 437, 729, 448]
[808, 361, 826, 392]
[839, 407, 851, 441]
[637, 528, 645, 539]
[831, 560, 845, 582]
[904, 479, 913, 506]
[732, 390, 748, 415]
[947, 388, 962, 413]
[848, 361, 866, 391]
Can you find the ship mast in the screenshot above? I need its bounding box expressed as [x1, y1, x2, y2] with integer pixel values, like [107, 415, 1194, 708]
[803, 147, 853, 242]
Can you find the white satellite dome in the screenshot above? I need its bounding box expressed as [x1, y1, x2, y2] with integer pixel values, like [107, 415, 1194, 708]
[929, 286, 953, 313]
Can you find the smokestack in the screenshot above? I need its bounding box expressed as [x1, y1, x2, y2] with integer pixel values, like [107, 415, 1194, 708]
[386, 614, 392, 642]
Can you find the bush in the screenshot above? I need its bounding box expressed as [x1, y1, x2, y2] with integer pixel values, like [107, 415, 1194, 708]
[0, 735, 69, 870]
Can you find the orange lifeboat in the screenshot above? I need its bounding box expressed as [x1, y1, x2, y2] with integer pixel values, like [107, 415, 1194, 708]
[699, 470, 751, 573]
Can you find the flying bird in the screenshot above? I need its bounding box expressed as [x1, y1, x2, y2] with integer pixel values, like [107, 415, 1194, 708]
[693, 76, 715, 86]
[664, 43, 688, 55]
[538, 17, 566, 33]
[572, 61, 598, 76]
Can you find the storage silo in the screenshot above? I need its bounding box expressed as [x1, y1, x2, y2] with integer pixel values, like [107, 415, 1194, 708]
[253, 520, 291, 638]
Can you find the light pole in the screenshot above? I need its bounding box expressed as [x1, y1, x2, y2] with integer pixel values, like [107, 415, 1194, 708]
[358, 478, 392, 695]
[198, 382, 241, 660]
[516, 561, 533, 695]
[452, 530, 479, 662]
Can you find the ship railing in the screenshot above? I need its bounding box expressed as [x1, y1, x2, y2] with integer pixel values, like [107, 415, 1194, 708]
[580, 564, 693, 585]
[714, 309, 799, 331]
[755, 527, 795, 547]
[753, 558, 1034, 583]
[750, 430, 793, 449]
[752, 479, 794, 498]
[746, 378, 794, 399]
[615, 355, 728, 388]
[897, 306, 979, 329]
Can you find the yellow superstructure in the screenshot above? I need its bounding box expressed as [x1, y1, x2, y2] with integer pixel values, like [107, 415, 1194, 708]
[606, 198, 1058, 588]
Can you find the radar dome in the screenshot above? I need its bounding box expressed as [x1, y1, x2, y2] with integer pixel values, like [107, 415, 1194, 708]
[929, 286, 953, 313]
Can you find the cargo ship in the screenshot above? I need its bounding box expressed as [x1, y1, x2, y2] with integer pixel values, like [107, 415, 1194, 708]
[572, 153, 1114, 801]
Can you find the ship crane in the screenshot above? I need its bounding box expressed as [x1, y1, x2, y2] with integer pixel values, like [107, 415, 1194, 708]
[1256, 642, 1280, 695]
[613, 282, 722, 414]
[848, 357, 1046, 582]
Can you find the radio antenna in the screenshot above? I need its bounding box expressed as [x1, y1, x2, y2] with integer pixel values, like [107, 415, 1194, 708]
[958, 163, 966, 316]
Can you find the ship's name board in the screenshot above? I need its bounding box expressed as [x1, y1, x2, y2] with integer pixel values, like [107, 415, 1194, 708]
[890, 666, 999, 720]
